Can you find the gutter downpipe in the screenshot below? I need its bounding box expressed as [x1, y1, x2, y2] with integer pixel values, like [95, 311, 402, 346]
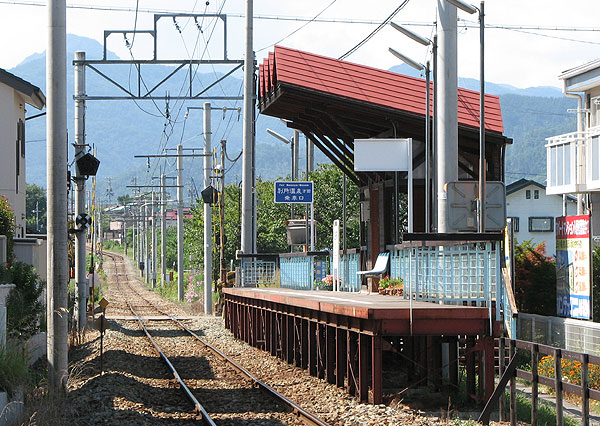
[562, 80, 585, 215]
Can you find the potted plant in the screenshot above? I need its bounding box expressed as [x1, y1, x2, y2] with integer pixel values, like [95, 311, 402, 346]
[378, 276, 403, 295]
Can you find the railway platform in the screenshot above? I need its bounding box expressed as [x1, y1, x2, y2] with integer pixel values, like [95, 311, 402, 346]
[224, 287, 499, 405]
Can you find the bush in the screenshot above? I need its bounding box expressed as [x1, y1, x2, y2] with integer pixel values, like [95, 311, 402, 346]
[0, 262, 44, 339]
[0, 195, 15, 262]
[592, 246, 600, 322]
[514, 240, 556, 316]
[0, 343, 29, 397]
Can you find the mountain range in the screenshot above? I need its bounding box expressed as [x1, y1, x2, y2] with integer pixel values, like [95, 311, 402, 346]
[11, 35, 576, 202]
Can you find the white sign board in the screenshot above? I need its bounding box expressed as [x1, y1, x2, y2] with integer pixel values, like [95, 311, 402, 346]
[353, 138, 413, 232]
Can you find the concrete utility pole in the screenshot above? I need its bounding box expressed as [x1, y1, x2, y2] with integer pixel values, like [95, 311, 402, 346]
[436, 1, 458, 233]
[241, 0, 255, 254]
[203, 104, 213, 314]
[161, 174, 167, 287]
[177, 144, 185, 301]
[74, 50, 87, 330]
[151, 190, 157, 288]
[47, 0, 68, 391]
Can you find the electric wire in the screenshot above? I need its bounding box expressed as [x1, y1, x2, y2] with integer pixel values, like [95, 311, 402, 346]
[339, 0, 411, 60]
[256, 0, 337, 53]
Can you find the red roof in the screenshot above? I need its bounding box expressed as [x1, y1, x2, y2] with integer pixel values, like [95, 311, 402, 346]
[259, 45, 503, 134]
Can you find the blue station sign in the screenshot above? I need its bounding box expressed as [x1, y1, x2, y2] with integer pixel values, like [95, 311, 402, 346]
[274, 181, 314, 204]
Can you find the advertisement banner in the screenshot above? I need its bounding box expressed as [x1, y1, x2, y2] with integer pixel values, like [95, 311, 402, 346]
[556, 215, 591, 320]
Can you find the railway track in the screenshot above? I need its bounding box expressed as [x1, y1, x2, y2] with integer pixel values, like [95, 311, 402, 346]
[102, 250, 330, 426]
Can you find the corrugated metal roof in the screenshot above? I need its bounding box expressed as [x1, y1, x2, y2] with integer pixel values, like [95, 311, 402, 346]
[260, 45, 503, 134]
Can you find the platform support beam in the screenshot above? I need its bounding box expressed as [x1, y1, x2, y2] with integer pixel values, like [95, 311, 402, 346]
[336, 328, 346, 388]
[326, 325, 336, 384]
[372, 335, 382, 404]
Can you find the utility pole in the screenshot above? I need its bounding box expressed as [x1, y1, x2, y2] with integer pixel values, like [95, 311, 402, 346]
[151, 190, 157, 288]
[241, 0, 255, 254]
[436, 0, 458, 233]
[219, 140, 226, 285]
[203, 104, 213, 314]
[133, 153, 207, 300]
[177, 144, 185, 300]
[73, 50, 87, 330]
[161, 174, 167, 287]
[47, 0, 68, 391]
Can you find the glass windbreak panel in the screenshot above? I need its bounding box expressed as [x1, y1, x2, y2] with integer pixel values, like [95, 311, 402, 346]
[593, 136, 599, 181]
[557, 145, 564, 186]
[550, 147, 557, 186]
[564, 143, 571, 185]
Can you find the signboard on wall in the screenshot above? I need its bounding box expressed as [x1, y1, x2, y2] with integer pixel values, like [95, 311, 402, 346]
[556, 215, 591, 320]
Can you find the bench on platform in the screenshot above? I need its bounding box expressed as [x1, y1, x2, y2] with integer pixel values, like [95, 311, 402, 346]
[356, 252, 389, 279]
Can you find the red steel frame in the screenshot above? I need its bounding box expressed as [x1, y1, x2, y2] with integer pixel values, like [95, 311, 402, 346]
[224, 288, 498, 405]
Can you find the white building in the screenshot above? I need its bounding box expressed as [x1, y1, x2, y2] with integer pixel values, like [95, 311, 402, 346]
[0, 69, 45, 237]
[506, 179, 576, 257]
[546, 58, 600, 239]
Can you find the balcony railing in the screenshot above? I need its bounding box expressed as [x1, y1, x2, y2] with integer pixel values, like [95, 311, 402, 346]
[546, 125, 600, 194]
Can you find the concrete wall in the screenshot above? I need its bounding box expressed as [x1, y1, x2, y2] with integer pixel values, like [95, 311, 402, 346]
[0, 83, 27, 238]
[14, 237, 47, 281]
[506, 183, 577, 257]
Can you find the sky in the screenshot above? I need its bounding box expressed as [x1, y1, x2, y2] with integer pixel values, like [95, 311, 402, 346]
[0, 0, 599, 89]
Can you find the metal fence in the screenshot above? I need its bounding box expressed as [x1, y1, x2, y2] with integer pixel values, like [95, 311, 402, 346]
[389, 241, 502, 322]
[280, 255, 317, 289]
[238, 251, 361, 292]
[517, 312, 600, 356]
[238, 258, 278, 287]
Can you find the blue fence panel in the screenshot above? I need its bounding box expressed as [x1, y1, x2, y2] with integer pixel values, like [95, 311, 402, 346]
[339, 253, 361, 292]
[390, 242, 501, 322]
[280, 256, 313, 289]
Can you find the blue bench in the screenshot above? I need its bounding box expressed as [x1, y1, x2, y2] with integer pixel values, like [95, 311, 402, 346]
[356, 252, 390, 278]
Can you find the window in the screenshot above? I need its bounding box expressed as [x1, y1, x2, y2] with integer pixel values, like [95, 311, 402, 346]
[534, 190, 539, 199]
[508, 217, 519, 232]
[529, 217, 553, 232]
[526, 190, 531, 199]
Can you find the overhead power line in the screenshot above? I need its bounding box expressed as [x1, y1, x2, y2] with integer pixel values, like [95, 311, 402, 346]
[338, 0, 411, 60]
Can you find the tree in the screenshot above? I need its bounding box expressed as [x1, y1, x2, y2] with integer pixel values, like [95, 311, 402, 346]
[309, 164, 360, 250]
[0, 196, 15, 261]
[25, 183, 46, 234]
[514, 240, 556, 316]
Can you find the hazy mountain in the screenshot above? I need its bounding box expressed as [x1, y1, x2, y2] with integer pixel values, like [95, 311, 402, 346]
[14, 35, 576, 202]
[389, 63, 564, 98]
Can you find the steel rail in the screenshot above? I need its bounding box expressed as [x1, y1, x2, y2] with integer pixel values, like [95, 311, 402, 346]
[104, 250, 331, 426]
[109, 254, 216, 425]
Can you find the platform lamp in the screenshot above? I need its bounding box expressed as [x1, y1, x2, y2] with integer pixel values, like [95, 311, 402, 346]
[389, 21, 437, 233]
[266, 128, 296, 222]
[388, 47, 431, 233]
[446, 0, 485, 232]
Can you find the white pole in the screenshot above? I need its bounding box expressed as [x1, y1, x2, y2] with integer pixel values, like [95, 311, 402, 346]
[408, 139, 414, 233]
[204, 103, 213, 314]
[177, 144, 185, 301]
[74, 50, 87, 330]
[151, 190, 157, 288]
[240, 0, 255, 253]
[436, 1, 458, 233]
[310, 202, 315, 252]
[161, 174, 167, 287]
[478, 1, 486, 232]
[47, 0, 68, 391]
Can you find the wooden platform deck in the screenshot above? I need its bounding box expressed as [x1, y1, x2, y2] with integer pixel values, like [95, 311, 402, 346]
[223, 287, 497, 404]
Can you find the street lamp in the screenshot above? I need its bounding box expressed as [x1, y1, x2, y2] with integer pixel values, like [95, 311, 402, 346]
[388, 46, 432, 233]
[390, 22, 437, 233]
[447, 0, 486, 232]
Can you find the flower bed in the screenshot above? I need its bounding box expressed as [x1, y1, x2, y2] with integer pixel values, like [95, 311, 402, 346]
[378, 276, 403, 296]
[538, 355, 600, 390]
